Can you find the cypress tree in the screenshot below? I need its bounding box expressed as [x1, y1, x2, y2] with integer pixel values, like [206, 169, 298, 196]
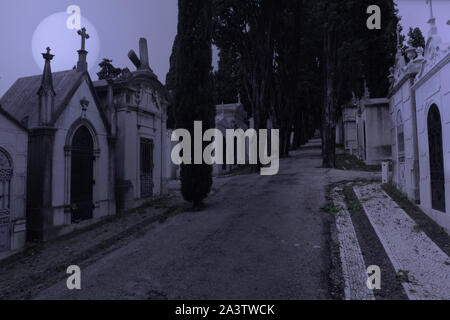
[165, 35, 179, 129]
[316, 0, 399, 167]
[407, 27, 425, 49]
[173, 0, 214, 208]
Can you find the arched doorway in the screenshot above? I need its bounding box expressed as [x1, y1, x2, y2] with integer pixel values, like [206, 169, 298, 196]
[397, 111, 405, 162]
[363, 121, 367, 160]
[397, 111, 406, 188]
[140, 138, 154, 198]
[71, 126, 94, 222]
[0, 148, 12, 252]
[427, 104, 446, 212]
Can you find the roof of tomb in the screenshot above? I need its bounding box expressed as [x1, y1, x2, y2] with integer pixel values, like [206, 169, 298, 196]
[0, 69, 110, 130]
[93, 69, 169, 101]
[93, 38, 169, 102]
[0, 104, 29, 132]
[0, 70, 83, 127]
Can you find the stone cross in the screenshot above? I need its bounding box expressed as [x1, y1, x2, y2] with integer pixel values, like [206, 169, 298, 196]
[426, 0, 434, 19]
[77, 27, 90, 51]
[42, 47, 54, 61]
[128, 38, 150, 70]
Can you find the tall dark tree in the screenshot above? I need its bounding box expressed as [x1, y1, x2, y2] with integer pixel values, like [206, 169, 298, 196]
[213, 0, 279, 133]
[272, 0, 305, 157]
[317, 0, 399, 167]
[214, 47, 240, 105]
[361, 1, 398, 98]
[166, 35, 179, 92]
[165, 35, 179, 129]
[173, 0, 214, 208]
[213, 47, 251, 119]
[291, 0, 323, 149]
[407, 27, 425, 49]
[211, 0, 398, 166]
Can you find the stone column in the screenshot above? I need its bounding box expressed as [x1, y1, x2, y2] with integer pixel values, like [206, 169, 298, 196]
[26, 127, 56, 241]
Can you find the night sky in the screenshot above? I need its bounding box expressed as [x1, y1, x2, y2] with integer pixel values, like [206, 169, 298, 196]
[0, 0, 178, 95]
[1, 0, 450, 96]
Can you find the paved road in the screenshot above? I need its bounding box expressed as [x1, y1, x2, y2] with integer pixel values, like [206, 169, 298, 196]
[36, 139, 379, 300]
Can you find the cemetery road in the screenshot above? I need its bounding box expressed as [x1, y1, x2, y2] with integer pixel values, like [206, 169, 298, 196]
[35, 139, 378, 299]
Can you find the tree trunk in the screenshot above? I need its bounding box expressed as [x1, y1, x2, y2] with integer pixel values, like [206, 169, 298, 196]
[322, 27, 337, 168]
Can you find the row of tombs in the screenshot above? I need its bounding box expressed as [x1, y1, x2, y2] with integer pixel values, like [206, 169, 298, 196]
[0, 34, 249, 258]
[336, 13, 450, 234]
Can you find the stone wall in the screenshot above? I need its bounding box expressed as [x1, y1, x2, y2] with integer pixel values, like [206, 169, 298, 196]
[413, 58, 450, 232]
[356, 98, 392, 165]
[389, 75, 420, 202]
[0, 113, 28, 254]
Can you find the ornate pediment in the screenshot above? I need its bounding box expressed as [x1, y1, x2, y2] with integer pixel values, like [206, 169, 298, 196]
[389, 25, 410, 89]
[414, 35, 450, 82]
[388, 49, 409, 89]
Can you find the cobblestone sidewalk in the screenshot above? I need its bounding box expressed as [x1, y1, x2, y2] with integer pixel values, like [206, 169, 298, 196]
[354, 183, 450, 300]
[0, 193, 184, 300]
[332, 186, 375, 300]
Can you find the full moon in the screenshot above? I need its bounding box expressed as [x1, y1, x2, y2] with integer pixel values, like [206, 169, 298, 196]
[32, 12, 100, 73]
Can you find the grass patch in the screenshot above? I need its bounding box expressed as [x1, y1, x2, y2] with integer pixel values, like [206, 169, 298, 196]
[335, 153, 382, 172]
[321, 203, 342, 216]
[149, 194, 174, 209]
[337, 183, 409, 299]
[396, 269, 411, 283]
[342, 186, 363, 216]
[218, 165, 254, 177]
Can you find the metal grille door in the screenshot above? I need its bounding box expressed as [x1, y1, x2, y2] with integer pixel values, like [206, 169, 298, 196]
[140, 138, 154, 198]
[0, 149, 12, 252]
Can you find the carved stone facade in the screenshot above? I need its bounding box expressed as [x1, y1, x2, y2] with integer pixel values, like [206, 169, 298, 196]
[94, 38, 169, 210]
[355, 97, 392, 165]
[342, 102, 358, 155]
[213, 101, 249, 175]
[0, 108, 27, 256]
[0, 36, 169, 249]
[388, 7, 450, 232]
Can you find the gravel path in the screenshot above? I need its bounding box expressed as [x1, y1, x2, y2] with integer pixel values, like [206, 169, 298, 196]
[354, 183, 450, 300]
[0, 138, 382, 300]
[331, 186, 375, 300]
[34, 139, 378, 300]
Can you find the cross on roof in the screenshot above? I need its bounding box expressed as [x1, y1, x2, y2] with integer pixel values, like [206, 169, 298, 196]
[77, 27, 90, 51]
[426, 0, 434, 20]
[42, 46, 54, 61]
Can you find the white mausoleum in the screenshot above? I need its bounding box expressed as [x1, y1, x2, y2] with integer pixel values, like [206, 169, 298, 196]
[0, 30, 169, 250]
[388, 3, 450, 232]
[0, 108, 28, 256]
[214, 100, 249, 175]
[355, 95, 392, 165]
